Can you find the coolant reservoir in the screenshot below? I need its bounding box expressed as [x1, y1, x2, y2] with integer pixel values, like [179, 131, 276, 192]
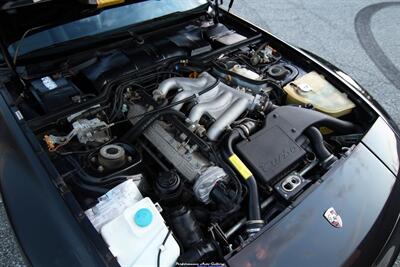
[100, 197, 180, 267]
[283, 71, 355, 117]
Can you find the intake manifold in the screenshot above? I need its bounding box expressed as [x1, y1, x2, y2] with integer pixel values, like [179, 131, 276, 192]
[153, 72, 260, 141]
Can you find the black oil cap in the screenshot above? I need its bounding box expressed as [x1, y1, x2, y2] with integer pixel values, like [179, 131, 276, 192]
[155, 171, 181, 195]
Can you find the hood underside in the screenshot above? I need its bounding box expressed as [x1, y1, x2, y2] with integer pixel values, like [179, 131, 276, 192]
[0, 0, 150, 46]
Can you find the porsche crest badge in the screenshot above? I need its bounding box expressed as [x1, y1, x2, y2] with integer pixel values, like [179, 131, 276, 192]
[324, 207, 343, 228]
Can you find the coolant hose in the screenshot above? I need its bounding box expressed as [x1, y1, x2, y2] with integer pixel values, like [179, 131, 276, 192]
[225, 128, 263, 235]
[305, 126, 338, 169]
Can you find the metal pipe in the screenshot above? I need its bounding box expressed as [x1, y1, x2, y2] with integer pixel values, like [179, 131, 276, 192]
[170, 90, 196, 111]
[153, 73, 214, 100]
[154, 71, 260, 141]
[207, 98, 249, 141]
[189, 91, 233, 123]
[299, 159, 318, 177]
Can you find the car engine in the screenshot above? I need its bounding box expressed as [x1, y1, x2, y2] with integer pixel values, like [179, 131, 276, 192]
[13, 18, 372, 266]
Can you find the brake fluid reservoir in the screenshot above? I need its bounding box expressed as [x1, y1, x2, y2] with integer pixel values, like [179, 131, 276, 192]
[100, 197, 180, 267]
[283, 71, 355, 117]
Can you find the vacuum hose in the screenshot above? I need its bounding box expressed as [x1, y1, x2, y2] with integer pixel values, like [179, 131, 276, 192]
[224, 128, 263, 236]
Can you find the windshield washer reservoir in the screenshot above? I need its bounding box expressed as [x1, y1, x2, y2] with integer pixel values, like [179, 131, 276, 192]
[100, 197, 180, 267]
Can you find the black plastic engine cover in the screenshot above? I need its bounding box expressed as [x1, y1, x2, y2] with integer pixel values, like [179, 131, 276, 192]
[235, 126, 306, 185]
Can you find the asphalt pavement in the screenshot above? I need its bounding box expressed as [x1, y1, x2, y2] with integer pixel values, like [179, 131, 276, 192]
[1, 0, 400, 266]
[225, 0, 400, 126]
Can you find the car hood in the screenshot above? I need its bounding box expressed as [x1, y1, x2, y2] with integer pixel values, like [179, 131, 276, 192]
[228, 118, 400, 266]
[0, 0, 149, 46]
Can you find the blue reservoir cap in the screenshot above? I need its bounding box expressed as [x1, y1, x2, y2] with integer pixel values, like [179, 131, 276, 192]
[134, 208, 153, 227]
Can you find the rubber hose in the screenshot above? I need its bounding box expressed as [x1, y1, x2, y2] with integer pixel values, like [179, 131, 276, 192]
[246, 174, 261, 220]
[265, 106, 361, 136]
[66, 156, 126, 186]
[224, 128, 262, 222]
[305, 126, 337, 169]
[72, 179, 108, 196]
[316, 117, 360, 134]
[305, 127, 331, 160]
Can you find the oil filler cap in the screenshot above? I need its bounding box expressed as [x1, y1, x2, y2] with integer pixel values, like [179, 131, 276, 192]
[134, 208, 153, 227]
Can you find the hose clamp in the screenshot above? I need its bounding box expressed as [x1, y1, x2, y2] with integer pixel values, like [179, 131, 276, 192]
[321, 154, 338, 170]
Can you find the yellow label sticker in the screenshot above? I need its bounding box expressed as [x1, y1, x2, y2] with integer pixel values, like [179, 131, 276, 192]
[229, 154, 252, 180]
[97, 0, 125, 8]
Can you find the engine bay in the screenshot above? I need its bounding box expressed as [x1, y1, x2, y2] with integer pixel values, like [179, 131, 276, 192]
[6, 14, 377, 266]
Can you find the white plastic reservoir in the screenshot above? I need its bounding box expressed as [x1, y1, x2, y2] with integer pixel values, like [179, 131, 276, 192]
[85, 179, 143, 232]
[100, 197, 180, 267]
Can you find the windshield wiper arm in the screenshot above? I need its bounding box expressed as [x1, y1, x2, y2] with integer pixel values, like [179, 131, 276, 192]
[228, 0, 235, 11]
